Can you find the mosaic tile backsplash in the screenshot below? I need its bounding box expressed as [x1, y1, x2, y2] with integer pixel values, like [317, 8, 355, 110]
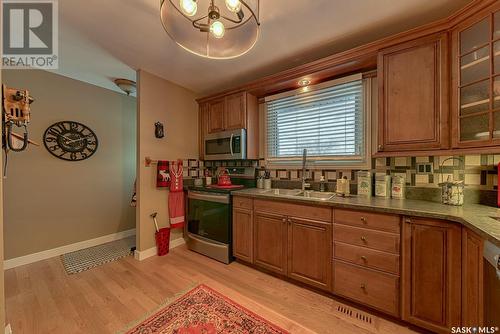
[201, 154, 499, 206]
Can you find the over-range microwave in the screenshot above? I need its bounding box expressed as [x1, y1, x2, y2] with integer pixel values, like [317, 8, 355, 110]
[204, 129, 246, 160]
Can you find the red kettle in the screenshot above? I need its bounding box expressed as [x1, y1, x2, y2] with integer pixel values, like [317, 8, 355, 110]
[217, 168, 232, 186]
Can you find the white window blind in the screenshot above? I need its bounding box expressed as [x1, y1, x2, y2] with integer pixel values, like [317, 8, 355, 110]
[266, 77, 365, 164]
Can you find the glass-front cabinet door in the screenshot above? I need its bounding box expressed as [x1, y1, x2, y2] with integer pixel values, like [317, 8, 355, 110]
[453, 6, 500, 147]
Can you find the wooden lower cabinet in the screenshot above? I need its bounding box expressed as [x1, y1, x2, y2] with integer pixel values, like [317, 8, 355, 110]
[253, 212, 288, 275]
[233, 199, 487, 333]
[333, 260, 400, 317]
[287, 217, 332, 291]
[461, 228, 484, 327]
[232, 207, 253, 263]
[402, 217, 462, 333]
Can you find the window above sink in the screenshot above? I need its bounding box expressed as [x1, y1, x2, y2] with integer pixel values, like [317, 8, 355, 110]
[264, 73, 372, 169]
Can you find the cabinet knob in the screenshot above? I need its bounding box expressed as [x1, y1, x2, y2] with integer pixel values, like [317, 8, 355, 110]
[405, 218, 411, 223]
[360, 217, 367, 223]
[282, 218, 287, 223]
[378, 144, 383, 150]
[360, 236, 367, 242]
[360, 284, 366, 290]
[360, 255, 367, 261]
[288, 218, 292, 225]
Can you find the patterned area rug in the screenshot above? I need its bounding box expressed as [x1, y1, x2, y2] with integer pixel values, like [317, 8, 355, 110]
[61, 236, 135, 274]
[123, 284, 290, 334]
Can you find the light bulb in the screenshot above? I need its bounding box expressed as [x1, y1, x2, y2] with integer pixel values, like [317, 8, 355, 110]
[179, 0, 197, 16]
[210, 21, 225, 39]
[225, 0, 241, 13]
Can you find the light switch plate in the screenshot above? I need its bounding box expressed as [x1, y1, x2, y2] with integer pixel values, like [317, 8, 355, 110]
[416, 162, 433, 175]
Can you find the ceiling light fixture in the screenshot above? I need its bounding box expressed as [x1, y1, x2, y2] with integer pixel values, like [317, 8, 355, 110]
[179, 0, 198, 16]
[114, 79, 136, 96]
[160, 0, 260, 59]
[298, 79, 311, 87]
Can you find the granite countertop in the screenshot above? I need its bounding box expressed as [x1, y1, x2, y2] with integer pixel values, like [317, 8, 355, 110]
[231, 188, 500, 247]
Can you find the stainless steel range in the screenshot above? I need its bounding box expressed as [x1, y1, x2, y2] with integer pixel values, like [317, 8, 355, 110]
[186, 167, 256, 264]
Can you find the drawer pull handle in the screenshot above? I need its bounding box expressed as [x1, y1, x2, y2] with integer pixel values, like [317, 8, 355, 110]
[360, 236, 367, 242]
[360, 217, 367, 223]
[360, 284, 366, 290]
[360, 255, 367, 261]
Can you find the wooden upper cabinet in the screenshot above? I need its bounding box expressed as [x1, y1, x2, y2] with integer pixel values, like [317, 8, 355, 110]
[198, 103, 209, 160]
[207, 98, 226, 134]
[287, 217, 332, 291]
[451, 4, 500, 148]
[402, 217, 461, 333]
[225, 92, 247, 130]
[198, 91, 259, 159]
[206, 92, 247, 134]
[378, 33, 449, 152]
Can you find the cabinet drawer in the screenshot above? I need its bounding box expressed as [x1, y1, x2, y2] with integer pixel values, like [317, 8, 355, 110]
[233, 196, 253, 209]
[333, 261, 400, 316]
[334, 209, 400, 233]
[334, 224, 400, 254]
[254, 199, 332, 222]
[334, 242, 400, 275]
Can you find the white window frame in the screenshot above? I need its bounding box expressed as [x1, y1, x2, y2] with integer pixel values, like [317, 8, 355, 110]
[263, 73, 372, 169]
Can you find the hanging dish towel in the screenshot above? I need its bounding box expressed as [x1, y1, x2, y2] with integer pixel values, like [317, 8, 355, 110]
[157, 160, 171, 188]
[169, 159, 185, 229]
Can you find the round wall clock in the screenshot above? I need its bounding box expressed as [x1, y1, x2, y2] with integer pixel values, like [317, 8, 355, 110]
[43, 121, 98, 161]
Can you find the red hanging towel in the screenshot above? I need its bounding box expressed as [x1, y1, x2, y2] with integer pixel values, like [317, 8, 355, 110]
[157, 161, 171, 188]
[169, 159, 185, 229]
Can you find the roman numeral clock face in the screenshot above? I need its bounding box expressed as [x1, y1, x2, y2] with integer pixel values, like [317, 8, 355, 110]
[43, 121, 98, 161]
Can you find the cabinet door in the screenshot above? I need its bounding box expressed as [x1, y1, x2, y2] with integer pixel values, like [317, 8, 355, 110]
[461, 228, 484, 327]
[254, 212, 287, 275]
[225, 92, 247, 130]
[402, 217, 461, 333]
[378, 33, 449, 152]
[451, 5, 500, 148]
[232, 207, 253, 263]
[208, 98, 226, 133]
[287, 217, 332, 291]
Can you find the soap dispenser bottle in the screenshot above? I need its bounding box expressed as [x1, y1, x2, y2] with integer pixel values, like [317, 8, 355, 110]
[319, 176, 326, 192]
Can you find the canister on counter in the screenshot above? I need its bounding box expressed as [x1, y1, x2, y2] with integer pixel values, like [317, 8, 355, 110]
[375, 175, 391, 198]
[357, 171, 372, 197]
[391, 175, 406, 199]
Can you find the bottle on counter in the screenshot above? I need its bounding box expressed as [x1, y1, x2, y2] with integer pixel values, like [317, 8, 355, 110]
[319, 176, 326, 192]
[257, 176, 264, 189]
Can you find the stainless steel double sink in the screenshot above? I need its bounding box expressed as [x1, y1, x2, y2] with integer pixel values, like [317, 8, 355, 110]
[256, 188, 337, 201]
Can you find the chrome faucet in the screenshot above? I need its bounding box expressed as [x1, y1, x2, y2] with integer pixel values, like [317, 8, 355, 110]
[301, 148, 310, 191]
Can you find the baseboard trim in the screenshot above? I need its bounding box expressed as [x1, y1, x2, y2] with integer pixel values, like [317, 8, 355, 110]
[4, 228, 136, 270]
[134, 237, 185, 261]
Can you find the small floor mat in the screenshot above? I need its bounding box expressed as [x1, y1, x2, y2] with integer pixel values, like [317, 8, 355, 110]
[61, 236, 135, 274]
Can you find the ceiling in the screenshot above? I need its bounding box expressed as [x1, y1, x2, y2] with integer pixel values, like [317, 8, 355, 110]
[55, 0, 472, 96]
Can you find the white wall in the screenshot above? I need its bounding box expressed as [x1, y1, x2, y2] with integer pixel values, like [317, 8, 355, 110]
[136, 70, 198, 253]
[2, 70, 136, 259]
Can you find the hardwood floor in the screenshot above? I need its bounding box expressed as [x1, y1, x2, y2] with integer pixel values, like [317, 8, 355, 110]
[5, 244, 417, 334]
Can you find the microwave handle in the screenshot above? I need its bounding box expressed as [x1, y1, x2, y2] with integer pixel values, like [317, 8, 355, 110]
[230, 134, 234, 156]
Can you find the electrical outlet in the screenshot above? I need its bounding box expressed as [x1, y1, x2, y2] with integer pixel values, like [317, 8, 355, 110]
[416, 162, 433, 175]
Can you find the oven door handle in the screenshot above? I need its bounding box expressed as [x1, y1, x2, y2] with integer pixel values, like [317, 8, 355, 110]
[188, 191, 230, 204]
[230, 134, 234, 156]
